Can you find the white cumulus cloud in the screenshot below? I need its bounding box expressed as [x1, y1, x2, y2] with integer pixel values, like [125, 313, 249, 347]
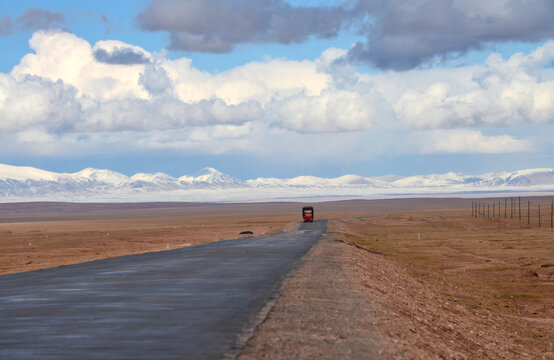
[268, 89, 377, 132]
[420, 130, 532, 154]
[394, 42, 554, 129]
[0, 73, 81, 132]
[2, 30, 553, 159]
[12, 31, 151, 101]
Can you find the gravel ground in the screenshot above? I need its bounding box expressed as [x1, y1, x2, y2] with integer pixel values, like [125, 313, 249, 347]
[238, 232, 397, 359]
[238, 226, 552, 359]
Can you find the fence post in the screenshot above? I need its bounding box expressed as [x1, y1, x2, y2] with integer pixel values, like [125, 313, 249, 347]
[519, 196, 521, 221]
[471, 201, 474, 217]
[488, 204, 490, 218]
[505, 198, 507, 218]
[493, 203, 495, 219]
[528, 200, 530, 225]
[539, 204, 541, 228]
[511, 197, 513, 219]
[551, 200, 553, 229]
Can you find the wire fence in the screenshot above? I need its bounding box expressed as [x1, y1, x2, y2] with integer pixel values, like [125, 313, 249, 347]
[471, 196, 554, 229]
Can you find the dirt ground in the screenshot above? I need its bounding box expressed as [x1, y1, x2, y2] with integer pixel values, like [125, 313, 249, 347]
[0, 214, 300, 275]
[1, 199, 552, 358]
[0, 200, 390, 275]
[1, 199, 474, 276]
[240, 209, 553, 359]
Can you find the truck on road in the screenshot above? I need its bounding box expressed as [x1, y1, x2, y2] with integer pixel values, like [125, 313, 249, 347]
[302, 206, 314, 222]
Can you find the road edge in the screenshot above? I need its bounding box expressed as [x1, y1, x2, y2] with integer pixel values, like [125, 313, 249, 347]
[223, 221, 327, 360]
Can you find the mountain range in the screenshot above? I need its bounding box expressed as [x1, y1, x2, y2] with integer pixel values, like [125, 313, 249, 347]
[1, 163, 553, 202]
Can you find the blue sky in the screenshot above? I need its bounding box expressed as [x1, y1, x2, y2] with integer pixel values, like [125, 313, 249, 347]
[0, 0, 553, 179]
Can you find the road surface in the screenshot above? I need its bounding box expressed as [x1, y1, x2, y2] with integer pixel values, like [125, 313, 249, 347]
[0, 221, 325, 359]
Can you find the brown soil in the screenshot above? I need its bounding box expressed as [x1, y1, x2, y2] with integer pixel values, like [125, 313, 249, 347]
[240, 210, 553, 359]
[1, 199, 475, 276]
[0, 199, 399, 276]
[0, 214, 298, 275]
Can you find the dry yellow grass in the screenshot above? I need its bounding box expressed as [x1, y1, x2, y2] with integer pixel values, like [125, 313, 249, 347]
[333, 210, 553, 318]
[1, 199, 453, 276]
[0, 214, 298, 275]
[328, 209, 553, 357]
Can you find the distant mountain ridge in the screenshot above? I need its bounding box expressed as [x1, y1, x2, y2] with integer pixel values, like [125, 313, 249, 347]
[0, 163, 553, 202]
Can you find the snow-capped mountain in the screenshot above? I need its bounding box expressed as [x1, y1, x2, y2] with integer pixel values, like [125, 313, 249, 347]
[179, 168, 244, 187]
[75, 168, 129, 185]
[125, 173, 181, 191]
[0, 163, 553, 202]
[476, 169, 554, 187]
[0, 164, 63, 181]
[247, 174, 376, 187]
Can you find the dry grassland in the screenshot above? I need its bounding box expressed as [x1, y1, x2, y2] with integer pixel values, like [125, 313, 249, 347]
[332, 209, 553, 357]
[0, 214, 298, 275]
[0, 200, 430, 276]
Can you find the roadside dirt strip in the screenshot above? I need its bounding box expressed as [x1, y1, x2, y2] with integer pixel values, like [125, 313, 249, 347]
[0, 221, 324, 360]
[239, 220, 550, 360]
[238, 231, 392, 359]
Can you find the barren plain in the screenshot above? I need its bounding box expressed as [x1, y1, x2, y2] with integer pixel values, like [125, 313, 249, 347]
[1, 198, 552, 358]
[0, 199, 472, 275]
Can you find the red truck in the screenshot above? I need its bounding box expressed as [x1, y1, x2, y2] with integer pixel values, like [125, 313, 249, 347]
[302, 206, 314, 222]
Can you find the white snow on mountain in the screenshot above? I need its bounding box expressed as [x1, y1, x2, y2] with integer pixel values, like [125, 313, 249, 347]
[247, 174, 375, 187]
[0, 163, 63, 181]
[0, 163, 553, 202]
[389, 172, 473, 188]
[478, 169, 554, 187]
[180, 167, 244, 187]
[130, 172, 177, 183]
[125, 173, 181, 191]
[74, 168, 129, 185]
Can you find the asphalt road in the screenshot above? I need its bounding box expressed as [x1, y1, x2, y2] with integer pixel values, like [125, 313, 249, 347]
[0, 220, 326, 360]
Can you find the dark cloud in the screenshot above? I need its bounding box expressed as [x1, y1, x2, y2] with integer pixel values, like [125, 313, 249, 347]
[349, 0, 554, 70]
[136, 0, 554, 71]
[17, 7, 65, 30]
[0, 7, 66, 36]
[94, 47, 151, 65]
[0, 14, 13, 35]
[100, 13, 110, 25]
[136, 0, 350, 53]
[99, 13, 115, 35]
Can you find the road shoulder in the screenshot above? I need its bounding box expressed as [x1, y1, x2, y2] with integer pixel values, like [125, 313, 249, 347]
[238, 232, 391, 359]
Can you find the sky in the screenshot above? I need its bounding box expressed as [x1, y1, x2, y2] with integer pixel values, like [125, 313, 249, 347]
[0, 0, 553, 180]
